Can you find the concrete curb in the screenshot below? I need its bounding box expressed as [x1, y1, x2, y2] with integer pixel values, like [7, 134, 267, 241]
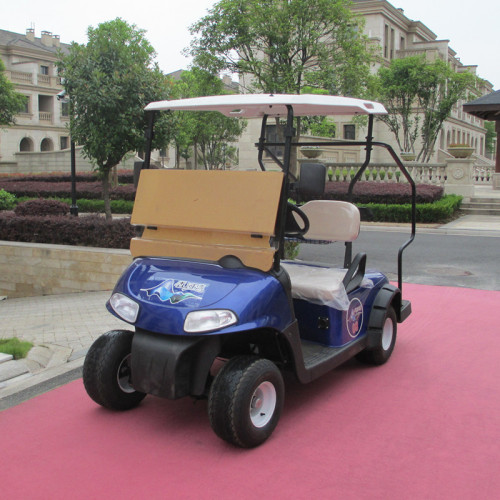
[0, 356, 85, 410]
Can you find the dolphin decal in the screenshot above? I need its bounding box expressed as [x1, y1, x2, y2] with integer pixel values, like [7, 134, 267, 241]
[141, 279, 206, 304]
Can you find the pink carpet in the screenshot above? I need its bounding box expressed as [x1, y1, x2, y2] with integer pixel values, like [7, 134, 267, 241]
[2, 284, 500, 499]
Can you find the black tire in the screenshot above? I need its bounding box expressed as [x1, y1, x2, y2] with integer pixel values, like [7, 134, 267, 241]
[83, 330, 146, 411]
[208, 356, 284, 448]
[357, 306, 397, 365]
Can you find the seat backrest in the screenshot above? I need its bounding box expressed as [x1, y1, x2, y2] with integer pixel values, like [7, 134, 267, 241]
[299, 200, 360, 242]
[130, 169, 284, 271]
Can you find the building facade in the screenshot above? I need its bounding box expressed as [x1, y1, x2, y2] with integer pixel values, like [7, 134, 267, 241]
[237, 0, 494, 169]
[348, 0, 493, 162]
[0, 28, 70, 165]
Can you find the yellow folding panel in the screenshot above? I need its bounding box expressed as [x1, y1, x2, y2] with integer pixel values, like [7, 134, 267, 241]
[130, 170, 284, 271]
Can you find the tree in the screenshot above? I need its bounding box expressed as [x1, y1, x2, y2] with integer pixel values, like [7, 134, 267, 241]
[0, 59, 26, 127]
[190, 0, 373, 174]
[170, 68, 246, 169]
[189, 0, 373, 97]
[58, 18, 172, 219]
[372, 56, 476, 162]
[484, 121, 496, 157]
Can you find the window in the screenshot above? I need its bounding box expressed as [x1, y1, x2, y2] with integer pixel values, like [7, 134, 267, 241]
[22, 95, 30, 114]
[343, 124, 356, 140]
[20, 137, 34, 152]
[40, 65, 49, 75]
[384, 25, 389, 58]
[61, 101, 70, 117]
[40, 138, 54, 152]
[60, 136, 69, 150]
[265, 125, 284, 158]
[390, 29, 395, 59]
[400, 37, 406, 51]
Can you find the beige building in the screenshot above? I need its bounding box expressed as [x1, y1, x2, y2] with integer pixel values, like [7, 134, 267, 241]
[238, 0, 493, 169]
[350, 0, 493, 163]
[0, 28, 70, 165]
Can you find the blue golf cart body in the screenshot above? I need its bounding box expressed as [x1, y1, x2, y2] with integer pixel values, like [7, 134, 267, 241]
[83, 94, 416, 447]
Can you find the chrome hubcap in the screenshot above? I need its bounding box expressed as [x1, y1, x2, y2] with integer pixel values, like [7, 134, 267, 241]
[250, 381, 276, 428]
[382, 317, 394, 351]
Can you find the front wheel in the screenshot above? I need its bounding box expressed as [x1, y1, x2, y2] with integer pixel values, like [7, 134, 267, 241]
[357, 306, 397, 365]
[83, 330, 146, 410]
[208, 356, 284, 448]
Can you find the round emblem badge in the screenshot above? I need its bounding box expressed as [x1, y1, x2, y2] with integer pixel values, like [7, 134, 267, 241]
[346, 298, 364, 338]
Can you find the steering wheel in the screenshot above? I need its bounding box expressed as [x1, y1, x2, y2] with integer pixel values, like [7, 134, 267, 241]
[285, 202, 310, 238]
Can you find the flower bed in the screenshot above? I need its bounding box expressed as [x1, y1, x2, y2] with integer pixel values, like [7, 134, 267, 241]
[0, 213, 136, 249]
[304, 181, 443, 204]
[0, 180, 136, 201]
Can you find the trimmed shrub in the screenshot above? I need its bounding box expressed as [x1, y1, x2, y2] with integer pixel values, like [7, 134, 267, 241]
[319, 181, 443, 205]
[14, 198, 70, 216]
[0, 214, 135, 249]
[360, 195, 462, 223]
[0, 180, 136, 201]
[0, 170, 134, 184]
[0, 189, 16, 211]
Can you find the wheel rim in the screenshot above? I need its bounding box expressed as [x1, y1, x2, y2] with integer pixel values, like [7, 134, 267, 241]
[250, 381, 277, 428]
[381, 317, 394, 351]
[117, 354, 135, 393]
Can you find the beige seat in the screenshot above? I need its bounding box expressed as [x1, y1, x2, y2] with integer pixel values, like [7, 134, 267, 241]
[130, 169, 284, 272]
[299, 200, 360, 242]
[283, 200, 362, 310]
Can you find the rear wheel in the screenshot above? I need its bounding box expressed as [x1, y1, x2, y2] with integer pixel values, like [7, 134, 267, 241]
[357, 306, 397, 365]
[208, 356, 284, 448]
[83, 330, 146, 410]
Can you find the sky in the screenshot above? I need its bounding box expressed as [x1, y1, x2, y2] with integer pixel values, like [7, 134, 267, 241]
[2, 0, 499, 90]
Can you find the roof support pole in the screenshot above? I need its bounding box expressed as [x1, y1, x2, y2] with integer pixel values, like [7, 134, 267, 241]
[274, 105, 295, 271]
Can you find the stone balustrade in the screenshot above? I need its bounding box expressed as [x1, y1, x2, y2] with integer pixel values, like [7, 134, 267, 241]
[299, 156, 497, 197]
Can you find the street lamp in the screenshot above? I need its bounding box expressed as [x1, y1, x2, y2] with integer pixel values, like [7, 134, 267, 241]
[57, 90, 78, 216]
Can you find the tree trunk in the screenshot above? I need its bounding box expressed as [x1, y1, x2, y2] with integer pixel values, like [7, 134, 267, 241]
[111, 166, 118, 188]
[102, 169, 112, 221]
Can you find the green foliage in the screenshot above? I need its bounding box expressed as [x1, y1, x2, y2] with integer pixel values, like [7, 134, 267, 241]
[361, 195, 462, 223]
[0, 337, 33, 359]
[72, 198, 134, 214]
[170, 68, 246, 169]
[0, 189, 16, 210]
[371, 56, 476, 162]
[0, 60, 26, 126]
[484, 121, 496, 155]
[58, 18, 172, 219]
[189, 0, 373, 96]
[15, 197, 134, 214]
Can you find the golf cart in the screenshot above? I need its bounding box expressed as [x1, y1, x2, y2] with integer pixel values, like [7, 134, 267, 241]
[83, 94, 416, 448]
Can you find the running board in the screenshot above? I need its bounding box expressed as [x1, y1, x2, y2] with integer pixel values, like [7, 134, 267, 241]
[298, 337, 368, 383]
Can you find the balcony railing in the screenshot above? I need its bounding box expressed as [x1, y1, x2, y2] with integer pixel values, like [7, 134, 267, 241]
[11, 70, 33, 84]
[37, 74, 51, 85]
[39, 112, 53, 122]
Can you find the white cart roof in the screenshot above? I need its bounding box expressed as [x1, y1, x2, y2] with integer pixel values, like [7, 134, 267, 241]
[145, 93, 387, 118]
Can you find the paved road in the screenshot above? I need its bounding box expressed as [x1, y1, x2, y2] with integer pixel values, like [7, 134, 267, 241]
[298, 227, 500, 291]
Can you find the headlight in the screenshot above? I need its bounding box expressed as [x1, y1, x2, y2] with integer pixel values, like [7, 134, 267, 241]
[109, 293, 140, 323]
[184, 309, 237, 333]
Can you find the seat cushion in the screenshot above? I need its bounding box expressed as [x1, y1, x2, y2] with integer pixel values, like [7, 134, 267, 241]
[281, 262, 350, 310]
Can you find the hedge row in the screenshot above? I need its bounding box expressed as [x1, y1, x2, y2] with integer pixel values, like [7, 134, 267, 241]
[0, 213, 135, 249]
[361, 195, 462, 223]
[0, 180, 136, 201]
[0, 195, 462, 250]
[14, 197, 135, 214]
[2, 180, 442, 206]
[0, 170, 134, 184]
[320, 181, 443, 204]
